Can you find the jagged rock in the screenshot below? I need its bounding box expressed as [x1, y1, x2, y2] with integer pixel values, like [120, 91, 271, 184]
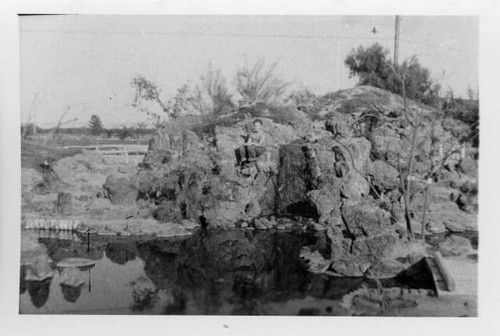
[456, 191, 478, 213]
[325, 112, 354, 138]
[341, 201, 392, 237]
[153, 201, 182, 223]
[307, 188, 342, 224]
[366, 258, 407, 279]
[299, 246, 331, 273]
[204, 201, 245, 227]
[329, 258, 371, 277]
[368, 160, 400, 192]
[439, 235, 473, 257]
[326, 226, 348, 259]
[103, 175, 138, 205]
[458, 156, 478, 178]
[350, 232, 399, 258]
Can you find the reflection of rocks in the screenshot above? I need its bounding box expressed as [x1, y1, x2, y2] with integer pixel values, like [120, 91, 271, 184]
[105, 241, 137, 265]
[24, 254, 54, 282]
[26, 278, 52, 308]
[20, 266, 27, 294]
[163, 289, 187, 315]
[130, 276, 159, 312]
[40, 237, 105, 263]
[60, 284, 84, 303]
[134, 230, 317, 314]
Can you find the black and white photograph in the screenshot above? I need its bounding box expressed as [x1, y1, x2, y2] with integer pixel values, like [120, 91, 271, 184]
[2, 1, 500, 334]
[16, 13, 480, 317]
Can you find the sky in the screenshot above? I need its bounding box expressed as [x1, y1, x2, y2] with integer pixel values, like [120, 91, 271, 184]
[19, 15, 478, 128]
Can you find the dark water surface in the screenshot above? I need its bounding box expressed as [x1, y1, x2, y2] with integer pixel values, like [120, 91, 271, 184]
[20, 229, 358, 315]
[19, 228, 477, 315]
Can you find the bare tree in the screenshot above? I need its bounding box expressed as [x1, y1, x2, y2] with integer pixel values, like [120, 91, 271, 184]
[385, 58, 430, 240]
[131, 75, 172, 120]
[43, 104, 85, 146]
[235, 58, 289, 105]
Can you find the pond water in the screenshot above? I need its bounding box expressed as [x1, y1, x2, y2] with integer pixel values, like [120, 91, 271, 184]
[19, 228, 475, 315]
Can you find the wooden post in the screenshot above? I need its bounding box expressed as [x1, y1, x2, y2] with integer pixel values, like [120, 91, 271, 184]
[433, 251, 456, 292]
[394, 16, 401, 66]
[421, 183, 430, 240]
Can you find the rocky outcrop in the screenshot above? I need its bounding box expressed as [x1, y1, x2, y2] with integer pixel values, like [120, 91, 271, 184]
[103, 175, 138, 205]
[21, 86, 478, 282]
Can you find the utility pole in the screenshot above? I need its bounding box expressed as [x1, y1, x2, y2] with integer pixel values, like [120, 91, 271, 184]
[394, 15, 401, 65]
[335, 36, 340, 91]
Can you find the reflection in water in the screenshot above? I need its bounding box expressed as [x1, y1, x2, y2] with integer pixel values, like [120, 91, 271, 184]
[106, 241, 137, 265]
[129, 276, 159, 312]
[26, 278, 52, 308]
[163, 289, 187, 315]
[20, 267, 27, 295]
[60, 283, 84, 303]
[20, 227, 458, 315]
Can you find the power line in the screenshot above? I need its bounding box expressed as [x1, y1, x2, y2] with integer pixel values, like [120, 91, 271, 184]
[20, 28, 475, 55]
[20, 28, 394, 41]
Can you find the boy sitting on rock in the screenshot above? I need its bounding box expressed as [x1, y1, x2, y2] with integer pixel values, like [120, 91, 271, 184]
[235, 119, 266, 171]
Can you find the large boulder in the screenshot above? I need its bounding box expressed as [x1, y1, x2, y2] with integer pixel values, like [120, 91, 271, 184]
[103, 175, 138, 205]
[307, 188, 342, 225]
[367, 160, 400, 192]
[52, 153, 108, 188]
[350, 231, 399, 258]
[341, 201, 392, 238]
